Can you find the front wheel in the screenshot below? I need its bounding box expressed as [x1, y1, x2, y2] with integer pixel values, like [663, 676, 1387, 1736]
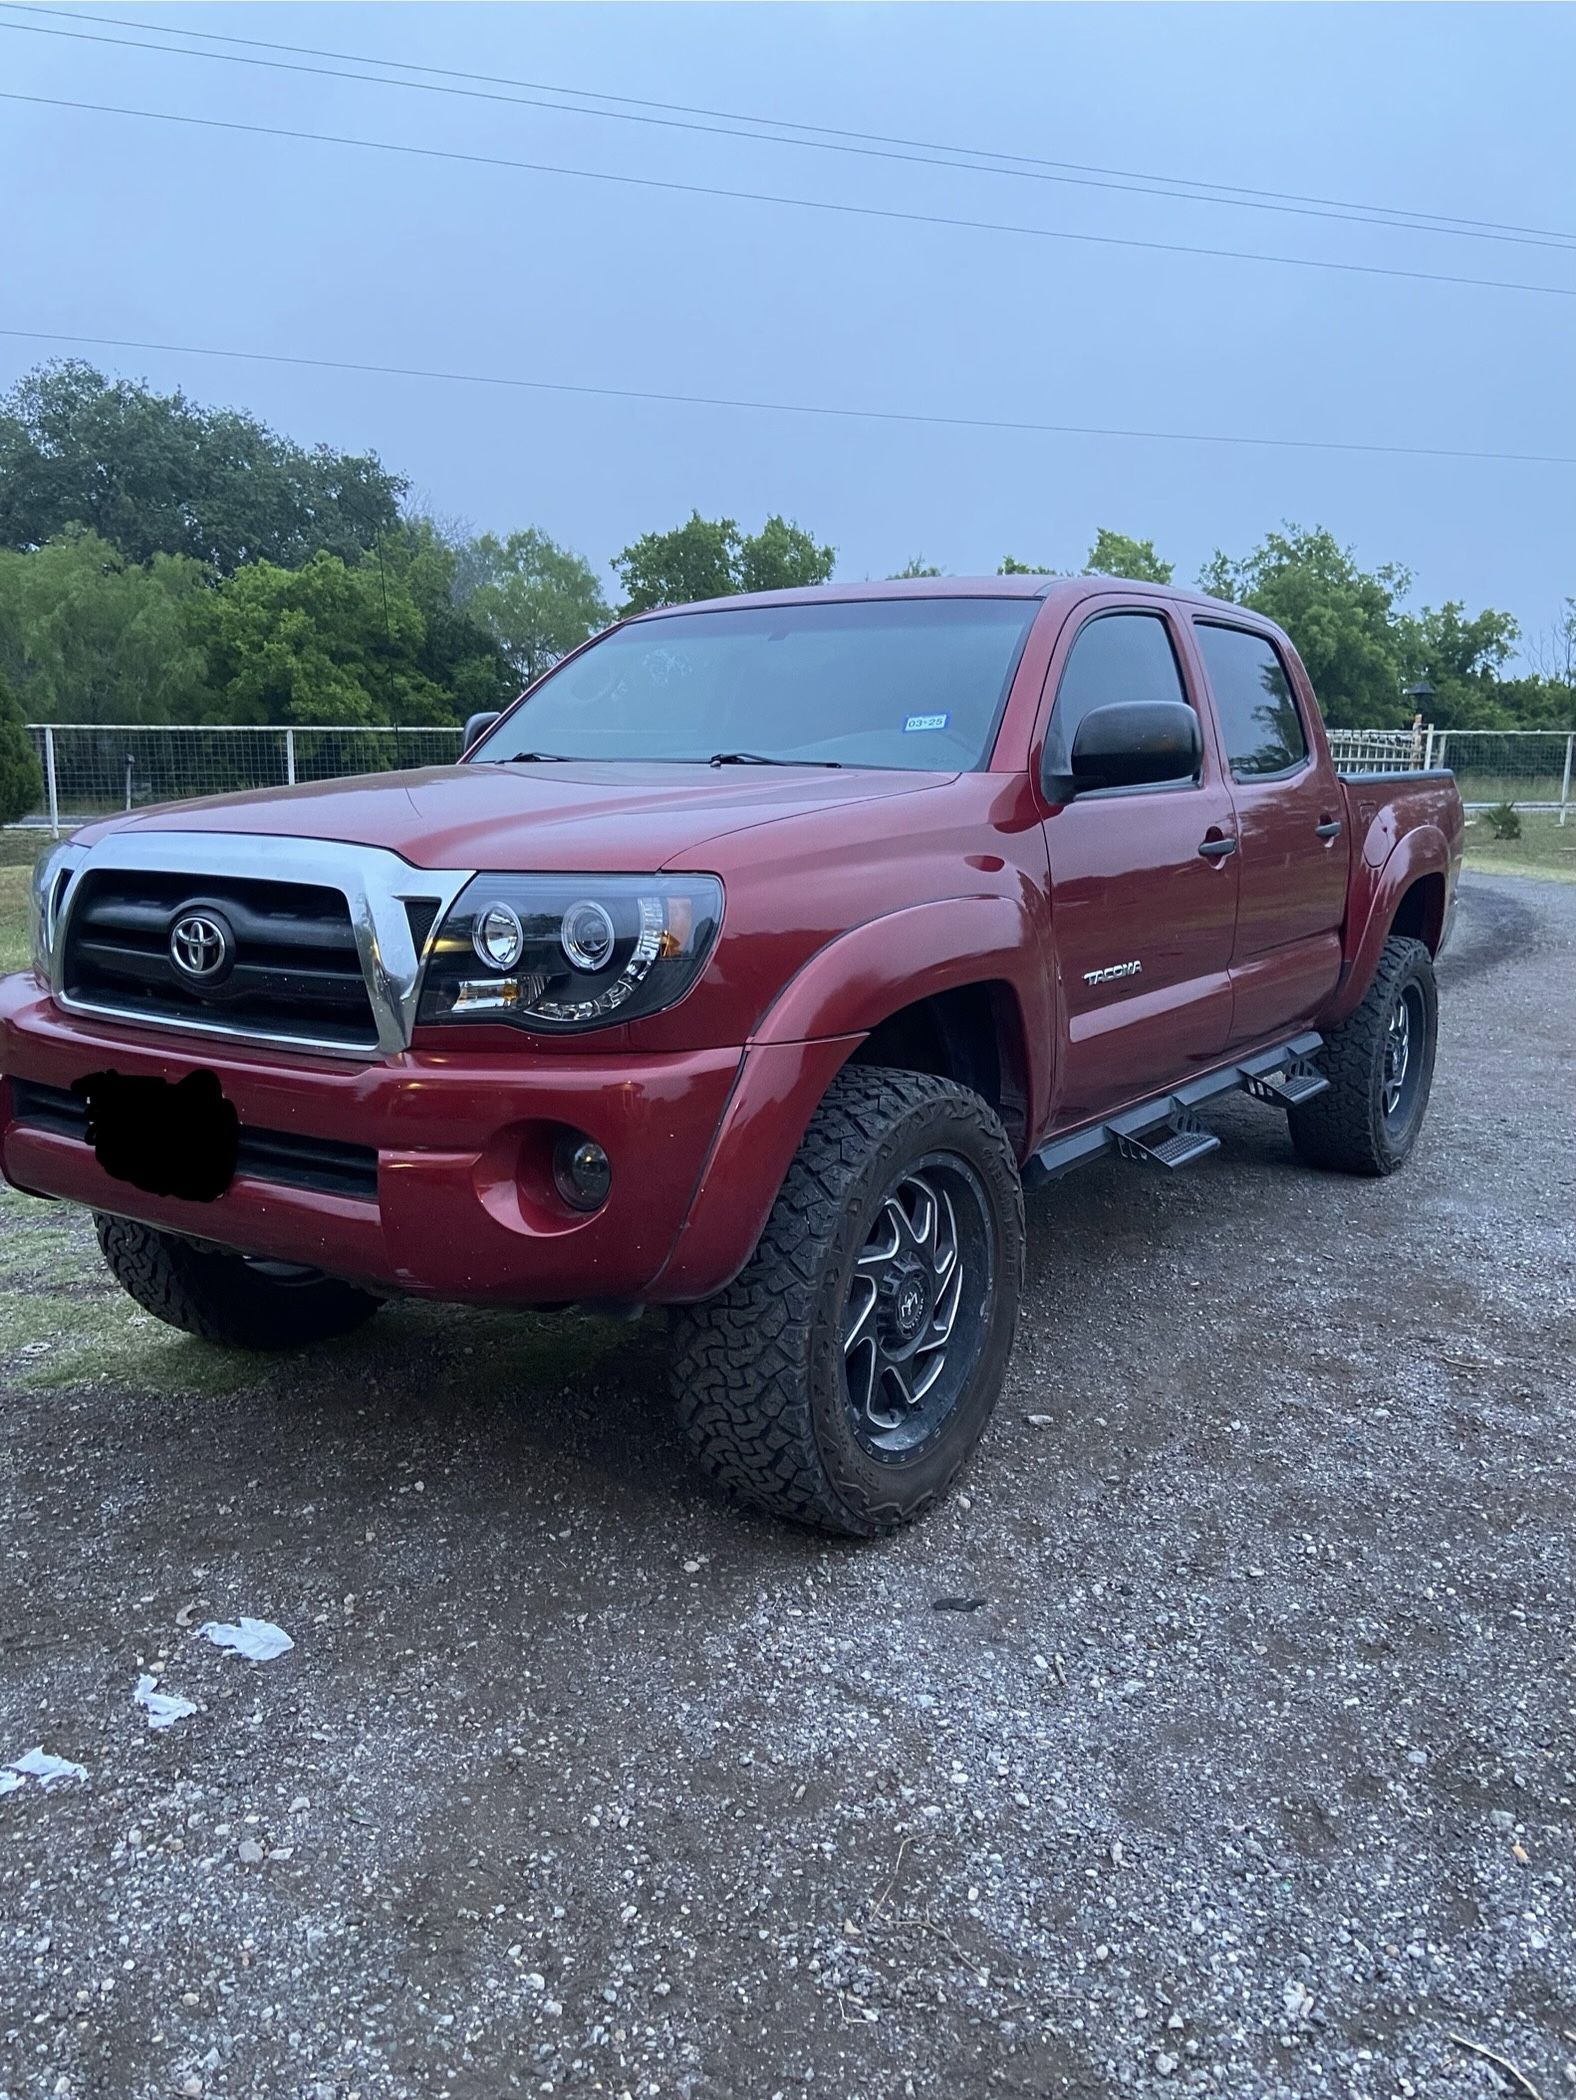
[669, 1066, 1025, 1536]
[95, 1214, 381, 1349]
[1289, 934, 1439, 1176]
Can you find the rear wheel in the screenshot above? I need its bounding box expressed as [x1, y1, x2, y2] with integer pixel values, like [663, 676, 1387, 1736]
[94, 1214, 381, 1348]
[669, 1066, 1024, 1536]
[1289, 935, 1438, 1176]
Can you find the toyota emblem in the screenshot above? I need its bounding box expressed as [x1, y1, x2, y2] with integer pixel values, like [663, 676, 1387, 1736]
[169, 911, 232, 982]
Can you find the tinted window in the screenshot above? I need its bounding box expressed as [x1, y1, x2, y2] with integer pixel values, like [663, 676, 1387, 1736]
[1045, 612, 1192, 777]
[470, 598, 1038, 772]
[1196, 624, 1309, 778]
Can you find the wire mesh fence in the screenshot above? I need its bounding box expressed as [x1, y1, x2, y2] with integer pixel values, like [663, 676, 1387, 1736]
[19, 724, 468, 834]
[8, 719, 1575, 835]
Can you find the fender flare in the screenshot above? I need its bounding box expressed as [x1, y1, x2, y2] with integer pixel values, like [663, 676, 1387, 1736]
[752, 893, 1051, 1059]
[1323, 824, 1451, 1028]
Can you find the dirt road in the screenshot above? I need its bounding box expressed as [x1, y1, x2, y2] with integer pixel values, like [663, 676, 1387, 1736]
[1, 874, 1572, 2099]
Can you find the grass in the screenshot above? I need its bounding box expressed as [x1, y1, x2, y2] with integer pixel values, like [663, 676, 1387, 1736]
[1461, 809, 1576, 883]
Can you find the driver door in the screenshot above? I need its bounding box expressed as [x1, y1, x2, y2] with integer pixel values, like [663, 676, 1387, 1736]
[1038, 605, 1240, 1127]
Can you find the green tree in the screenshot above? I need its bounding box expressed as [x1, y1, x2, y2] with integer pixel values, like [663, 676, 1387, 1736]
[1400, 601, 1521, 730]
[0, 531, 213, 723]
[1085, 529, 1173, 583]
[1200, 525, 1412, 728]
[612, 511, 835, 613]
[613, 512, 742, 613]
[888, 557, 944, 578]
[375, 519, 518, 715]
[736, 515, 835, 594]
[0, 666, 43, 824]
[194, 552, 455, 726]
[0, 361, 405, 574]
[998, 556, 1054, 575]
[462, 526, 612, 684]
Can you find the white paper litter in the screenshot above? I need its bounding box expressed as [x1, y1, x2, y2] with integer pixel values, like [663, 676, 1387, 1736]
[198, 1617, 294, 1663]
[135, 1676, 197, 1730]
[4, 1748, 89, 1791]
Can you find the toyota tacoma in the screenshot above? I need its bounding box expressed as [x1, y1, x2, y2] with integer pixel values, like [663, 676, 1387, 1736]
[0, 578, 1465, 1533]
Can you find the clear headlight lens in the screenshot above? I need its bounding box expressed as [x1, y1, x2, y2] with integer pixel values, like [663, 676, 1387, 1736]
[418, 873, 723, 1033]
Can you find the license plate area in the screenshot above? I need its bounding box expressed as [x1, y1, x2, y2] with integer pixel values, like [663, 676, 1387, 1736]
[73, 1069, 240, 1203]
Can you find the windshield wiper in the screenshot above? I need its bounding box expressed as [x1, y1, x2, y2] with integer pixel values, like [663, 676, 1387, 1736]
[481, 750, 582, 764]
[707, 751, 843, 769]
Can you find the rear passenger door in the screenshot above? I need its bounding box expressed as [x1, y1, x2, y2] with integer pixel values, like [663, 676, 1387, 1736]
[1192, 620, 1347, 1046]
[1038, 604, 1240, 1126]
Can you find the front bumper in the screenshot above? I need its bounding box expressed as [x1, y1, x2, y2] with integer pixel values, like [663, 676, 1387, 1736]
[0, 973, 753, 1304]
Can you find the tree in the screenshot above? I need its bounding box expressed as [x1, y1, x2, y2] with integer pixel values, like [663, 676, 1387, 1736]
[0, 666, 43, 824]
[613, 512, 742, 613]
[613, 512, 836, 612]
[193, 552, 457, 727]
[461, 526, 612, 685]
[1200, 525, 1413, 728]
[0, 361, 406, 573]
[374, 519, 518, 716]
[0, 531, 212, 724]
[998, 556, 1054, 575]
[1084, 529, 1173, 584]
[888, 557, 944, 578]
[736, 515, 835, 594]
[1400, 601, 1521, 730]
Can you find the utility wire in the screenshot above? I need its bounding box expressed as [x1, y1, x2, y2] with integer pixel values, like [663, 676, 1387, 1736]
[1, 326, 1570, 469]
[5, 89, 1574, 305]
[3, 8, 1575, 256]
[4, 0, 1570, 253]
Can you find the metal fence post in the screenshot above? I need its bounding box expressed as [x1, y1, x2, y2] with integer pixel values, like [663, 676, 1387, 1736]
[285, 728, 296, 786]
[1561, 732, 1574, 828]
[44, 724, 59, 839]
[1435, 732, 1449, 776]
[1423, 725, 1436, 770]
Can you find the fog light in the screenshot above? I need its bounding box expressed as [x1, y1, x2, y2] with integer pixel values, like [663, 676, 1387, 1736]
[553, 1132, 612, 1213]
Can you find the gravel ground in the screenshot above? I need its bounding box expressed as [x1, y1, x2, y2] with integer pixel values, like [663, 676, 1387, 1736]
[1, 873, 1572, 2100]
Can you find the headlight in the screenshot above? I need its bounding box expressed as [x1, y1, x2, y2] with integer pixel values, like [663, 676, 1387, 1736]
[417, 873, 723, 1033]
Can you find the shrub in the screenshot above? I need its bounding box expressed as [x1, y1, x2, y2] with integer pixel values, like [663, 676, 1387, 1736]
[0, 670, 42, 825]
[1481, 800, 1522, 841]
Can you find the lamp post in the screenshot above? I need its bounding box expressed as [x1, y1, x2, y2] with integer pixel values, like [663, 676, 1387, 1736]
[1404, 675, 1436, 767]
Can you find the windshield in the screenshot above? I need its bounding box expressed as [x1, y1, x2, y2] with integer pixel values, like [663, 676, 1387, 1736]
[469, 597, 1039, 771]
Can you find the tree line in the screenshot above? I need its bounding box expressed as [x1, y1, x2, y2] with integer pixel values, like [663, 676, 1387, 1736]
[1, 361, 1571, 760]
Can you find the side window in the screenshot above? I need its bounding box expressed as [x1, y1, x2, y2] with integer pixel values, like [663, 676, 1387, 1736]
[1044, 612, 1195, 783]
[1196, 624, 1309, 779]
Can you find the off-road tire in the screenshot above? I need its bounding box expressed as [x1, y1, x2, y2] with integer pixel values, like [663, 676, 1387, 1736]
[669, 1066, 1024, 1536]
[1288, 935, 1438, 1176]
[94, 1214, 381, 1349]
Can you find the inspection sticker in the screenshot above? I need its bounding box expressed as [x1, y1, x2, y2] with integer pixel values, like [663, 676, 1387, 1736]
[903, 712, 950, 733]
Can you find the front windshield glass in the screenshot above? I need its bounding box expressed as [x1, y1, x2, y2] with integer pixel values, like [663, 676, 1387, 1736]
[470, 597, 1039, 771]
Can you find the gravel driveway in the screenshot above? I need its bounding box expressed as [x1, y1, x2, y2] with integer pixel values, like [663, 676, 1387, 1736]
[1, 873, 1572, 2100]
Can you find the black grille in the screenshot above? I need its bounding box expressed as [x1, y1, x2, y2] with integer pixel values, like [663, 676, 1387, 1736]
[9, 1080, 379, 1203]
[60, 870, 378, 1050]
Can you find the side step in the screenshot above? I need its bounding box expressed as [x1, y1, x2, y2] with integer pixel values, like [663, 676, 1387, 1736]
[1024, 1032, 1326, 1187]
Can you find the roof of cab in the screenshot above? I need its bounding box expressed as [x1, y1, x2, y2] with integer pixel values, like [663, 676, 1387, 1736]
[630, 574, 1254, 622]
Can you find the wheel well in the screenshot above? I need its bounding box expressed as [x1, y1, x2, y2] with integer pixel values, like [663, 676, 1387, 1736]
[1390, 873, 1447, 953]
[849, 983, 1030, 1152]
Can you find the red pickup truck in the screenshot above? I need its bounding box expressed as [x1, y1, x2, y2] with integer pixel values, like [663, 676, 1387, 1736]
[1, 578, 1463, 1533]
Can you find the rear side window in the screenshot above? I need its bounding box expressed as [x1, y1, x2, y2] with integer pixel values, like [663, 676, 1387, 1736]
[1196, 624, 1309, 779]
[1045, 612, 1192, 777]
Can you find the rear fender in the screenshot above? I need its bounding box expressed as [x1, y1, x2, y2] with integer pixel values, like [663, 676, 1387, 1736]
[1323, 824, 1451, 1027]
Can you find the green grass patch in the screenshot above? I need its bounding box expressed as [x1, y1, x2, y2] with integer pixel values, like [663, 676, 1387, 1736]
[1463, 810, 1576, 883]
[0, 864, 34, 972]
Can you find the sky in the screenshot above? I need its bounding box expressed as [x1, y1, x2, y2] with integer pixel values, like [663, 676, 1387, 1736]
[2, 2, 1573, 662]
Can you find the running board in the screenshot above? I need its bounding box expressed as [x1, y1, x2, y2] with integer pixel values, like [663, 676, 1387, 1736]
[1023, 1032, 1327, 1187]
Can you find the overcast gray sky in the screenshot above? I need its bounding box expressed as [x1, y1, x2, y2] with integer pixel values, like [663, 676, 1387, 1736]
[2, 2, 1572, 654]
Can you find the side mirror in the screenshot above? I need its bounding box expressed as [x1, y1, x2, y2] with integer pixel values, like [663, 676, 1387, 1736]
[1068, 701, 1200, 794]
[461, 710, 502, 756]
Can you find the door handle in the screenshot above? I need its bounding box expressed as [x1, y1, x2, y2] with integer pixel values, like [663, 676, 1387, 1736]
[1197, 835, 1238, 860]
[1315, 818, 1343, 839]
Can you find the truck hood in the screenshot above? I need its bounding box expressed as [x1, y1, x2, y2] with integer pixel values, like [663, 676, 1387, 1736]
[82, 761, 954, 872]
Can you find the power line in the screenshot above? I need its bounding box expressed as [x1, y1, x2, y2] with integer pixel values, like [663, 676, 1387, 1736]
[6, 89, 1575, 305]
[5, 0, 1570, 254]
[2, 326, 1570, 469]
[3, 7, 1574, 256]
